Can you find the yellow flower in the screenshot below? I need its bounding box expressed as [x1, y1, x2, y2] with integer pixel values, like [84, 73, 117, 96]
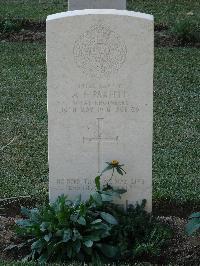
[101, 161, 126, 176]
[111, 160, 119, 166]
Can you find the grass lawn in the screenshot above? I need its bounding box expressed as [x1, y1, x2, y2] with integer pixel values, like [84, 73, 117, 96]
[0, 43, 199, 204]
[128, 0, 200, 26]
[154, 47, 200, 203]
[0, 0, 199, 26]
[0, 262, 85, 266]
[0, 262, 142, 266]
[0, 263, 83, 266]
[0, 0, 68, 22]
[0, 43, 47, 201]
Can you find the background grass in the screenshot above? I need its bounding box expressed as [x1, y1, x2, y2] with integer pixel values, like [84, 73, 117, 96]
[0, 0, 67, 22]
[128, 0, 200, 26]
[0, 262, 80, 266]
[0, 0, 199, 26]
[1, 43, 199, 204]
[0, 43, 47, 201]
[154, 47, 200, 203]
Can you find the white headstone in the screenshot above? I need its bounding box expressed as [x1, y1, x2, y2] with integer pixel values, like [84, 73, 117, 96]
[47, 9, 154, 211]
[68, 0, 126, 11]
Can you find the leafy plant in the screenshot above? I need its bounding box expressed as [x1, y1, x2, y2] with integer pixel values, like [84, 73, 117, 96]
[172, 18, 200, 44]
[186, 212, 200, 235]
[14, 161, 171, 263]
[15, 194, 119, 264]
[104, 201, 172, 260]
[15, 161, 126, 264]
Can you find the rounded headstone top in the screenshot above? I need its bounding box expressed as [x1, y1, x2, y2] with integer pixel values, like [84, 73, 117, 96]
[47, 9, 153, 21]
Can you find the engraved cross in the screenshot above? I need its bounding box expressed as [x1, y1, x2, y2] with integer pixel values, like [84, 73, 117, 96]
[83, 118, 119, 173]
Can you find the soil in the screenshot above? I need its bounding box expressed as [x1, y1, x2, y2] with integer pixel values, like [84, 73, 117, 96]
[160, 216, 200, 265]
[0, 21, 200, 48]
[0, 30, 45, 43]
[153, 200, 200, 219]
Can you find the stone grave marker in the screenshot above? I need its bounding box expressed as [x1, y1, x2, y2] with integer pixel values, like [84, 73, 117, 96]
[47, 9, 154, 211]
[68, 0, 126, 11]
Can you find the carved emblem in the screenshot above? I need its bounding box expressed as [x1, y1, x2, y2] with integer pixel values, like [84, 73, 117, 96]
[73, 24, 127, 77]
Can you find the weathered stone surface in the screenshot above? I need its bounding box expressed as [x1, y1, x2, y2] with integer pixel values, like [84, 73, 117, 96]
[68, 0, 126, 11]
[47, 9, 154, 211]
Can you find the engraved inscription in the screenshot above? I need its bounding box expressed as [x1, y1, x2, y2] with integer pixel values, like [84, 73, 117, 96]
[73, 24, 127, 77]
[58, 83, 140, 114]
[83, 118, 118, 173]
[54, 177, 145, 192]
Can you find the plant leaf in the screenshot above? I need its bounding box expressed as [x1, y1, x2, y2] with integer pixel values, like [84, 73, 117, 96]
[84, 233, 101, 242]
[189, 212, 200, 219]
[44, 233, 52, 242]
[91, 219, 102, 224]
[101, 193, 113, 202]
[72, 229, 82, 241]
[97, 243, 118, 258]
[77, 216, 86, 226]
[21, 207, 31, 218]
[95, 176, 101, 190]
[84, 240, 93, 247]
[63, 229, 72, 242]
[16, 219, 31, 227]
[91, 192, 102, 205]
[40, 222, 48, 232]
[186, 219, 200, 235]
[100, 212, 118, 225]
[31, 240, 44, 251]
[3, 244, 18, 251]
[73, 195, 81, 207]
[116, 167, 123, 175]
[38, 253, 48, 263]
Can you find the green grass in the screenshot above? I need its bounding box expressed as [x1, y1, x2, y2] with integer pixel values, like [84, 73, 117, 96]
[0, 263, 39, 266]
[0, 43, 200, 204]
[0, 263, 82, 266]
[0, 263, 144, 266]
[0, 43, 47, 201]
[0, 0, 67, 22]
[128, 0, 200, 26]
[0, 0, 199, 26]
[154, 47, 200, 203]
[0, 263, 83, 266]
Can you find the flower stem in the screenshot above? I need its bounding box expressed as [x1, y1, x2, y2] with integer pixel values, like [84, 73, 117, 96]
[107, 168, 114, 184]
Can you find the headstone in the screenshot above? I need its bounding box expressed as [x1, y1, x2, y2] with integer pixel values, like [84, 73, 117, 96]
[68, 0, 126, 11]
[47, 9, 154, 211]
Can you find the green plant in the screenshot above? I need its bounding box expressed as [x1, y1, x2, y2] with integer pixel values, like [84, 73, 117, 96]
[104, 201, 172, 260]
[12, 161, 172, 264]
[14, 161, 126, 264]
[133, 224, 171, 257]
[186, 212, 200, 235]
[172, 18, 200, 44]
[15, 195, 119, 264]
